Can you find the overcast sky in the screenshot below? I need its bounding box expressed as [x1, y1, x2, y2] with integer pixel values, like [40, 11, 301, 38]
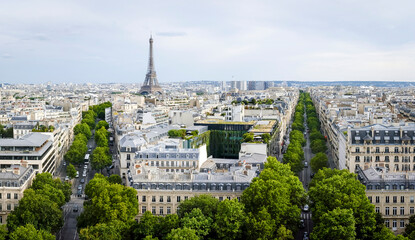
[1, 0, 415, 84]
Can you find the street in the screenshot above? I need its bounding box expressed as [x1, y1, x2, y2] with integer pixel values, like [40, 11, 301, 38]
[56, 122, 120, 240]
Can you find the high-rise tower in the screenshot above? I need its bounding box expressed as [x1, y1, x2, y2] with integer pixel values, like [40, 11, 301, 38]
[140, 36, 163, 95]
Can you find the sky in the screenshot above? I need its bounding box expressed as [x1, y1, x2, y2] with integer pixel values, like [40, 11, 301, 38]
[1, 0, 415, 84]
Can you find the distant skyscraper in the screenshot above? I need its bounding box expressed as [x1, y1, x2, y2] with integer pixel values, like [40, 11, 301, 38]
[140, 36, 163, 95]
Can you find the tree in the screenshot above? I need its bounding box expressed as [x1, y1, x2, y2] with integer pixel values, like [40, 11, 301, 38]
[91, 147, 112, 172]
[108, 174, 122, 184]
[177, 195, 219, 219]
[9, 224, 54, 240]
[74, 123, 92, 139]
[79, 220, 127, 240]
[77, 174, 138, 230]
[310, 152, 329, 173]
[242, 132, 254, 142]
[95, 127, 109, 147]
[67, 163, 77, 179]
[95, 120, 109, 131]
[7, 189, 63, 233]
[308, 168, 377, 239]
[310, 139, 328, 154]
[213, 199, 246, 240]
[311, 208, 356, 240]
[30, 172, 72, 203]
[0, 225, 7, 240]
[133, 211, 160, 239]
[405, 215, 415, 238]
[242, 157, 305, 237]
[165, 228, 199, 240]
[168, 129, 186, 139]
[180, 208, 212, 238]
[244, 208, 276, 240]
[309, 131, 325, 142]
[261, 133, 271, 144]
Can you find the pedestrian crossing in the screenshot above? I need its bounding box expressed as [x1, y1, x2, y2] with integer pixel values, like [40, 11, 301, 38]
[301, 212, 312, 220]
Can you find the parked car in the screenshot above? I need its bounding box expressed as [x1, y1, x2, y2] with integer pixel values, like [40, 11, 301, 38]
[63, 161, 66, 166]
[304, 162, 308, 168]
[303, 204, 309, 212]
[73, 205, 78, 212]
[76, 171, 79, 178]
[77, 189, 82, 197]
[78, 185, 82, 190]
[82, 171, 87, 177]
[84, 164, 88, 169]
[80, 178, 85, 184]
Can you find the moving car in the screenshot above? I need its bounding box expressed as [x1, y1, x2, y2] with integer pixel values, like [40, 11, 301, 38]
[84, 164, 88, 169]
[303, 232, 309, 240]
[304, 162, 308, 168]
[82, 170, 87, 177]
[80, 178, 85, 184]
[73, 205, 78, 212]
[299, 219, 305, 229]
[75, 171, 79, 178]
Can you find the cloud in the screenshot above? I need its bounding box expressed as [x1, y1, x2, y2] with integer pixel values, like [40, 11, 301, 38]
[1, 53, 12, 59]
[156, 32, 187, 37]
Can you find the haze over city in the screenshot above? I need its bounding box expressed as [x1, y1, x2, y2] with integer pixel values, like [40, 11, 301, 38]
[1, 0, 415, 84]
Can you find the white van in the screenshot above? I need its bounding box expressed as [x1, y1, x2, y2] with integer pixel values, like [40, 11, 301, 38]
[76, 171, 79, 178]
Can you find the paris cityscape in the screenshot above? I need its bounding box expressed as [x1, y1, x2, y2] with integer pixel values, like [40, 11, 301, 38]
[1, 1, 415, 240]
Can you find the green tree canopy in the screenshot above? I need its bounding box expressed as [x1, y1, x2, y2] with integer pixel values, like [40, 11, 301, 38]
[74, 123, 92, 139]
[91, 147, 112, 172]
[67, 163, 77, 179]
[165, 227, 199, 240]
[310, 139, 328, 154]
[180, 208, 212, 238]
[213, 199, 246, 240]
[177, 195, 219, 219]
[95, 120, 109, 131]
[108, 174, 122, 184]
[310, 152, 329, 173]
[311, 208, 356, 240]
[9, 224, 54, 240]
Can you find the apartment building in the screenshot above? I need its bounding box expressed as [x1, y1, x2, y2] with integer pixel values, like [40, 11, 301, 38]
[345, 124, 415, 173]
[130, 161, 257, 218]
[357, 167, 415, 233]
[0, 164, 35, 224]
[0, 133, 56, 174]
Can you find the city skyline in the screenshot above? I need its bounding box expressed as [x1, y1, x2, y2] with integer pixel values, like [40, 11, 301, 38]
[1, 1, 415, 84]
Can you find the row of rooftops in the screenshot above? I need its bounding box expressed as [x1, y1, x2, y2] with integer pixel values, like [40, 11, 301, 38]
[349, 123, 415, 144]
[357, 166, 415, 190]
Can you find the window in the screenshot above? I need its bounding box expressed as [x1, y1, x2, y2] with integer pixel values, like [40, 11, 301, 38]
[7, 204, 11, 211]
[393, 196, 397, 203]
[395, 156, 399, 162]
[385, 156, 389, 162]
[127, 154, 131, 160]
[152, 196, 156, 202]
[356, 147, 360, 153]
[142, 206, 146, 213]
[142, 196, 146, 202]
[411, 196, 414, 203]
[159, 196, 163, 202]
[393, 220, 397, 228]
[0, 216, 2, 224]
[400, 220, 405, 228]
[385, 207, 390, 215]
[385, 220, 390, 228]
[375, 207, 380, 213]
[393, 207, 397, 215]
[184, 196, 188, 200]
[167, 196, 171, 202]
[177, 196, 181, 202]
[376, 147, 380, 153]
[7, 193, 10, 199]
[219, 197, 223, 201]
[410, 207, 414, 214]
[159, 207, 164, 215]
[368, 196, 372, 203]
[0, 193, 2, 199]
[377, 196, 381, 203]
[355, 156, 360, 162]
[400, 207, 405, 215]
[14, 193, 18, 200]
[401, 196, 405, 203]
[395, 147, 399, 153]
[385, 147, 389, 153]
[375, 156, 380, 162]
[152, 206, 156, 214]
[167, 207, 171, 214]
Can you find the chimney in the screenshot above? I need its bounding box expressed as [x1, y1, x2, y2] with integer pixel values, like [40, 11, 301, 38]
[238, 161, 242, 167]
[246, 164, 252, 170]
[20, 160, 28, 168]
[207, 170, 211, 180]
[13, 167, 20, 175]
[147, 170, 152, 180]
[243, 170, 248, 176]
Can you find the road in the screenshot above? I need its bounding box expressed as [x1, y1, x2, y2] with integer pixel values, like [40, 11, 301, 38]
[295, 111, 314, 240]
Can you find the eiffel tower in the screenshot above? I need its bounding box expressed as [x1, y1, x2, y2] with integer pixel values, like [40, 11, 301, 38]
[140, 36, 163, 95]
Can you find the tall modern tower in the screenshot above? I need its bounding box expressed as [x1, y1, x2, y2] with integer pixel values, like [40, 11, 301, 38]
[140, 36, 163, 95]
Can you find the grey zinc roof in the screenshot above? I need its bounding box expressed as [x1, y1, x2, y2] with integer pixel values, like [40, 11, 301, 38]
[119, 132, 147, 148]
[0, 133, 50, 147]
